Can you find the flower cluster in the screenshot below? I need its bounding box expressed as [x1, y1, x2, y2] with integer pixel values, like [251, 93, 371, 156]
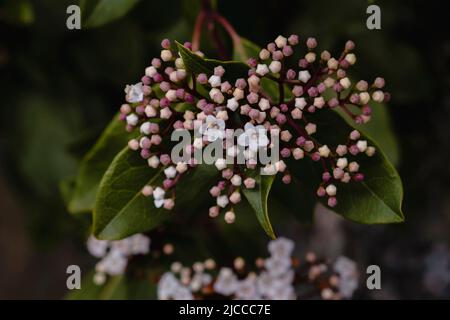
[157, 237, 359, 300]
[119, 35, 389, 221]
[87, 234, 150, 285]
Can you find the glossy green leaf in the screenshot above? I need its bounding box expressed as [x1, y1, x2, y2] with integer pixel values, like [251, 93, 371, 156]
[68, 115, 137, 214]
[176, 41, 249, 82]
[293, 109, 404, 224]
[82, 0, 140, 28]
[93, 146, 219, 240]
[241, 172, 276, 239]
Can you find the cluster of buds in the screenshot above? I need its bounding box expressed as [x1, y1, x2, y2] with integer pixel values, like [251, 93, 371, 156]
[87, 234, 150, 285]
[119, 35, 389, 222]
[157, 237, 359, 300]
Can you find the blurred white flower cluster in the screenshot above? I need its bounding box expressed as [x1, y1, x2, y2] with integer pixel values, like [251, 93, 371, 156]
[157, 237, 359, 300]
[86, 234, 150, 285]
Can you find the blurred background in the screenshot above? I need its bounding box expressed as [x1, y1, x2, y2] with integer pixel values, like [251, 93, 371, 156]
[0, 0, 449, 299]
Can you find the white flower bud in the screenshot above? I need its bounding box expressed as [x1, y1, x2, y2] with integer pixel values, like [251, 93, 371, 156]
[325, 184, 337, 196]
[224, 211, 235, 224]
[259, 48, 270, 60]
[161, 49, 172, 61]
[233, 88, 244, 100]
[339, 77, 351, 89]
[356, 140, 368, 152]
[145, 66, 157, 77]
[275, 35, 288, 48]
[165, 89, 177, 101]
[148, 156, 160, 168]
[258, 98, 270, 111]
[231, 175, 242, 186]
[227, 98, 239, 111]
[176, 162, 188, 173]
[298, 70, 311, 83]
[126, 113, 139, 126]
[348, 161, 359, 172]
[366, 146, 376, 156]
[256, 64, 269, 76]
[305, 52, 316, 63]
[314, 97, 325, 108]
[164, 166, 177, 179]
[295, 97, 307, 109]
[327, 58, 339, 70]
[359, 92, 370, 104]
[345, 53, 356, 65]
[337, 157, 348, 169]
[175, 57, 184, 69]
[215, 158, 227, 170]
[293, 148, 304, 159]
[372, 90, 384, 102]
[208, 75, 221, 87]
[269, 61, 282, 74]
[305, 123, 317, 135]
[217, 195, 229, 208]
[319, 145, 331, 157]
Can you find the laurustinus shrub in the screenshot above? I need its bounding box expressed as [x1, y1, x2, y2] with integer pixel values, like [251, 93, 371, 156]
[116, 35, 391, 231]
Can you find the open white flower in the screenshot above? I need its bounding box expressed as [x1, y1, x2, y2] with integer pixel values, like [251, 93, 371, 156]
[124, 82, 144, 103]
[268, 237, 294, 259]
[199, 115, 226, 142]
[237, 122, 269, 152]
[213, 267, 238, 296]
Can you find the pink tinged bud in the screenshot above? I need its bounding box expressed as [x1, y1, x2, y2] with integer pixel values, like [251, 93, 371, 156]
[328, 97, 339, 108]
[325, 184, 337, 196]
[298, 59, 309, 68]
[125, 124, 134, 132]
[249, 109, 260, 120]
[173, 120, 183, 129]
[161, 38, 171, 49]
[327, 197, 337, 207]
[240, 104, 251, 115]
[135, 106, 145, 115]
[140, 148, 151, 159]
[339, 59, 350, 69]
[150, 135, 162, 146]
[306, 37, 317, 49]
[383, 92, 391, 102]
[197, 73, 208, 84]
[142, 185, 153, 197]
[160, 107, 172, 119]
[291, 108, 303, 120]
[183, 42, 192, 49]
[362, 105, 372, 115]
[267, 42, 276, 52]
[224, 211, 235, 224]
[246, 161, 256, 169]
[341, 172, 351, 183]
[281, 130, 293, 142]
[257, 111, 266, 123]
[355, 116, 364, 124]
[214, 66, 225, 77]
[345, 40, 355, 51]
[163, 179, 174, 189]
[292, 86, 303, 97]
[356, 80, 368, 91]
[229, 191, 241, 204]
[203, 103, 215, 115]
[209, 206, 219, 218]
[119, 113, 126, 121]
[153, 73, 163, 82]
[160, 97, 170, 108]
[322, 172, 331, 182]
[163, 199, 175, 210]
[366, 146, 376, 156]
[304, 140, 315, 152]
[218, 181, 226, 189]
[282, 174, 292, 184]
[243, 177, 256, 189]
[273, 114, 286, 126]
[288, 34, 299, 45]
[374, 77, 385, 89]
[270, 107, 280, 118]
[349, 94, 360, 104]
[349, 145, 359, 155]
[160, 154, 171, 166]
[353, 173, 365, 182]
[247, 92, 259, 104]
[311, 152, 321, 161]
[317, 83, 326, 93]
[141, 76, 151, 85]
[235, 78, 247, 89]
[282, 45, 293, 56]
[281, 148, 291, 158]
[120, 103, 131, 114]
[184, 93, 194, 103]
[151, 58, 161, 68]
[140, 137, 151, 149]
[350, 130, 360, 140]
[293, 148, 304, 160]
[221, 81, 232, 93]
[333, 167, 344, 180]
[271, 50, 283, 61]
[247, 57, 257, 67]
[128, 139, 139, 150]
[333, 83, 343, 92]
[296, 136, 306, 146]
[159, 81, 170, 92]
[209, 186, 221, 197]
[222, 168, 233, 180]
[317, 186, 326, 197]
[336, 145, 348, 156]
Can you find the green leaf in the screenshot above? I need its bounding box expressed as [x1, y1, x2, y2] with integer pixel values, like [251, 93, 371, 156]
[294, 109, 404, 224]
[82, 0, 140, 28]
[68, 115, 137, 214]
[93, 146, 219, 240]
[232, 37, 260, 62]
[241, 172, 276, 239]
[176, 41, 249, 82]
[93, 147, 163, 239]
[337, 103, 400, 166]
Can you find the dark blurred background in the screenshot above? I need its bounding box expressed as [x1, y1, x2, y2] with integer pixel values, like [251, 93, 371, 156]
[0, 0, 449, 299]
